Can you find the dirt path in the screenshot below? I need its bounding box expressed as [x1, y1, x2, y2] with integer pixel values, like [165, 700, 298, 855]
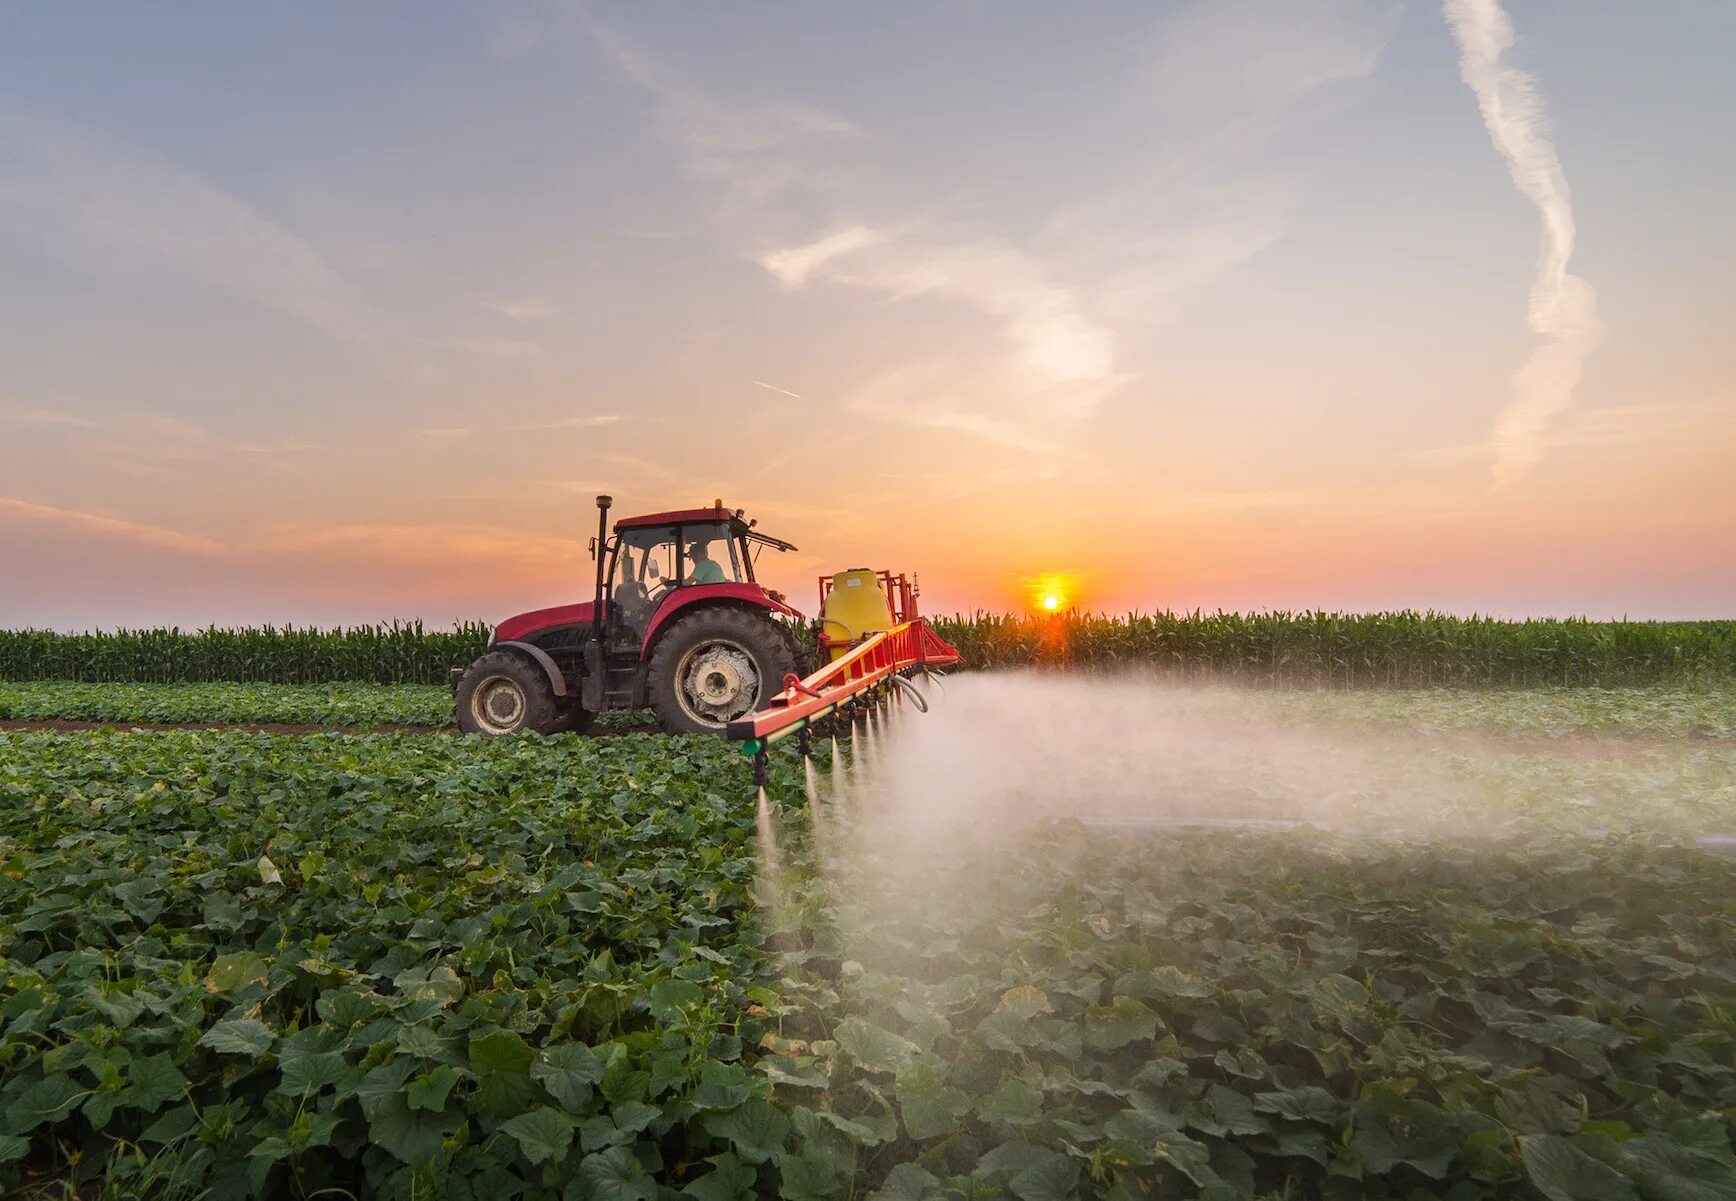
[0, 718, 1726, 753]
[0, 718, 665, 737]
[0, 717, 448, 735]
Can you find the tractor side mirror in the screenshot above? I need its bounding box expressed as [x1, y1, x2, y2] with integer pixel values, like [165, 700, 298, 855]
[646, 561, 661, 579]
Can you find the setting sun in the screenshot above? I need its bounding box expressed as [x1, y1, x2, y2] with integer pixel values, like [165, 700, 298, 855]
[1023, 572, 1078, 615]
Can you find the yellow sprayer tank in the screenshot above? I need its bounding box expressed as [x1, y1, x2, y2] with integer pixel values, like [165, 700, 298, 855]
[819, 569, 894, 660]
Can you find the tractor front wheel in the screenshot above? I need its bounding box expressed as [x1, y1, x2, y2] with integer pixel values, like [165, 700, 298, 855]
[646, 608, 795, 735]
[454, 650, 561, 735]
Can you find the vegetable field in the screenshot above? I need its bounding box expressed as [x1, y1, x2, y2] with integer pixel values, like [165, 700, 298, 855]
[3, 681, 1735, 1200]
[3, 613, 1732, 687]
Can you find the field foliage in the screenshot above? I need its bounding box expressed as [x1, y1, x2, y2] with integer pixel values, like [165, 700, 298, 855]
[2, 714, 1735, 1199]
[4, 680, 1733, 741]
[934, 612, 1736, 687]
[0, 622, 489, 687]
[2, 613, 1732, 687]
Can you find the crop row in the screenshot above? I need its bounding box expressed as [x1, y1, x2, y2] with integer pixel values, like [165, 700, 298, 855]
[0, 621, 489, 686]
[932, 610, 1736, 687]
[4, 680, 1735, 741]
[4, 727, 1735, 1198]
[0, 731, 782, 1200]
[2, 612, 1733, 687]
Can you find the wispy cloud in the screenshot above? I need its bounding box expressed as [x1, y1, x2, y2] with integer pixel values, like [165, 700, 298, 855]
[761, 226, 887, 288]
[598, 4, 1397, 456]
[507, 414, 625, 432]
[0, 497, 227, 557]
[764, 228, 1116, 390]
[486, 297, 560, 322]
[3, 407, 96, 429]
[592, 24, 857, 214]
[0, 107, 380, 341]
[1444, 0, 1602, 486]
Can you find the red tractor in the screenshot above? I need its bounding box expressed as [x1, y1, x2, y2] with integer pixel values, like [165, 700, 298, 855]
[452, 495, 810, 736]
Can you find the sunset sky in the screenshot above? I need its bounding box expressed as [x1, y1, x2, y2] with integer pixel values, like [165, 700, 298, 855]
[2, 1, 1732, 629]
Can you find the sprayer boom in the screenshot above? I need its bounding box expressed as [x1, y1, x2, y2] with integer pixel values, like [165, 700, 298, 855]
[726, 619, 960, 751]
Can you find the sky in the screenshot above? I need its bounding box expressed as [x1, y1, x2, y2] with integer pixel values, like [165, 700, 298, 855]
[1, 0, 1732, 629]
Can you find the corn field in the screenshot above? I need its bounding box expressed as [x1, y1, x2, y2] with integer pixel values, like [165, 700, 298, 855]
[931, 611, 1736, 687]
[0, 612, 1730, 687]
[0, 621, 490, 685]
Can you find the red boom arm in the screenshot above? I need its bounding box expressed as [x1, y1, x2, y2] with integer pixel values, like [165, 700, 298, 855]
[725, 618, 961, 749]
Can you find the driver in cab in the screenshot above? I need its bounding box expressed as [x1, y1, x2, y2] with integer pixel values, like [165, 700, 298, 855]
[685, 538, 726, 585]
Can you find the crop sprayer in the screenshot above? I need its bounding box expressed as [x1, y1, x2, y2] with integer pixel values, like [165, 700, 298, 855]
[451, 494, 962, 780]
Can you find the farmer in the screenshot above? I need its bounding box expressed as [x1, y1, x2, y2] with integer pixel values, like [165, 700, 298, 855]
[685, 537, 726, 584]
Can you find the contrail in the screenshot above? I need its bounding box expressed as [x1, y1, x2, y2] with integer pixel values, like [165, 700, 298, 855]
[751, 380, 803, 400]
[1443, 0, 1602, 486]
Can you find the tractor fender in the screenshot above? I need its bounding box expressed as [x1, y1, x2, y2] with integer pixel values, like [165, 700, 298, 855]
[639, 587, 799, 658]
[492, 639, 570, 698]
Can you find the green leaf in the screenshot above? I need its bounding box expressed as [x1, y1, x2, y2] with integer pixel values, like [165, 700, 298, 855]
[691, 1060, 751, 1110]
[4, 1074, 83, 1133]
[1254, 1085, 1343, 1124]
[777, 1147, 845, 1200]
[1521, 1135, 1640, 1201]
[869, 1164, 941, 1201]
[1311, 974, 1371, 1030]
[468, 1029, 535, 1075]
[199, 1017, 276, 1056]
[471, 1068, 537, 1119]
[394, 963, 463, 1006]
[0, 1135, 30, 1165]
[206, 951, 268, 992]
[976, 1078, 1045, 1126]
[1618, 1135, 1736, 1201]
[533, 1043, 605, 1111]
[1007, 1151, 1080, 1201]
[574, 1145, 656, 1201]
[896, 1062, 970, 1140]
[1081, 996, 1160, 1050]
[502, 1106, 576, 1166]
[369, 1096, 452, 1167]
[277, 1048, 348, 1095]
[705, 1099, 790, 1164]
[1153, 1132, 1220, 1189]
[682, 1152, 758, 1201]
[139, 1105, 197, 1144]
[647, 978, 703, 1020]
[579, 1101, 660, 1152]
[760, 1055, 828, 1090]
[833, 1017, 919, 1073]
[121, 1054, 187, 1113]
[406, 1064, 458, 1112]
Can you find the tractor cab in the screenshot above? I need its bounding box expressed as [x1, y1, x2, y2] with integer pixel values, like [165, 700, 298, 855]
[601, 508, 781, 651]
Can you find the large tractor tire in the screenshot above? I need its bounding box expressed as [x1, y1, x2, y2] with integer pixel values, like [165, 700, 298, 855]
[454, 650, 561, 736]
[646, 607, 796, 735]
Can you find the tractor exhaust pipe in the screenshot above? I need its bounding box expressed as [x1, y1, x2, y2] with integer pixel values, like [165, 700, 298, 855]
[592, 495, 612, 644]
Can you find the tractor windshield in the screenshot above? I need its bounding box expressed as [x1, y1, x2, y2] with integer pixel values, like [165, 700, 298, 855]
[609, 522, 744, 640]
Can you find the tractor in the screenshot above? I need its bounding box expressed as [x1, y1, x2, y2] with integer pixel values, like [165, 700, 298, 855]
[452, 494, 813, 736]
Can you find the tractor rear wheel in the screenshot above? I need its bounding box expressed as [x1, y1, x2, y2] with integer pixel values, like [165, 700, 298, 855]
[646, 608, 795, 735]
[454, 650, 561, 735]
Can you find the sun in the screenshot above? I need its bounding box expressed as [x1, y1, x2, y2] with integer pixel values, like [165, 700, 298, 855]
[1023, 572, 1076, 615]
